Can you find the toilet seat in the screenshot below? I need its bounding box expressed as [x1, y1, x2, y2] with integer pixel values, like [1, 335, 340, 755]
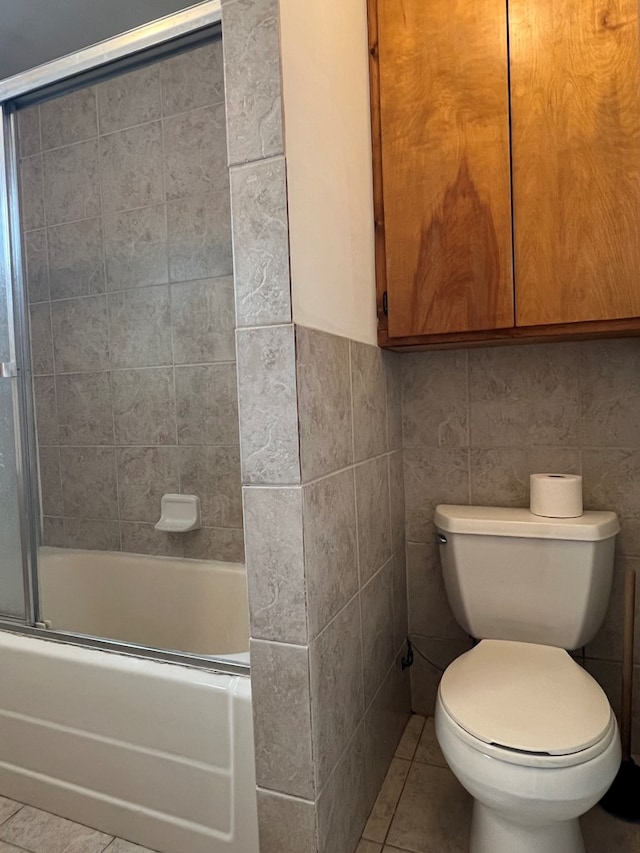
[439, 639, 613, 766]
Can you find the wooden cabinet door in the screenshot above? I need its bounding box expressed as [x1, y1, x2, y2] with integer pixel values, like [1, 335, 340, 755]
[375, 0, 514, 338]
[510, 1, 640, 327]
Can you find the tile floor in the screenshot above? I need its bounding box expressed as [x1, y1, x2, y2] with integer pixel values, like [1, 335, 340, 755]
[0, 798, 157, 853]
[357, 715, 640, 853]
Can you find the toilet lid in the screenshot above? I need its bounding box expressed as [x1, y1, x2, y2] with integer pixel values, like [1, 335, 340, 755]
[439, 640, 611, 755]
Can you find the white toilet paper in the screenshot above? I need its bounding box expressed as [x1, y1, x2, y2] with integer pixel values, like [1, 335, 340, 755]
[529, 473, 583, 518]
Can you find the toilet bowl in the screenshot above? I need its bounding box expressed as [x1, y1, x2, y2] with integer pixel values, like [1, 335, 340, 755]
[434, 640, 621, 853]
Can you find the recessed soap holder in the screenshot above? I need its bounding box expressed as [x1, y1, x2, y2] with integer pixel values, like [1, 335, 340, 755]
[155, 494, 201, 533]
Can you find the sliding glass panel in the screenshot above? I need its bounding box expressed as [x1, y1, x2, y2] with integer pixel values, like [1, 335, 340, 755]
[0, 123, 26, 617]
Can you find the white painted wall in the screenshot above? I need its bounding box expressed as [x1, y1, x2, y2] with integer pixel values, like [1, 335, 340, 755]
[279, 0, 378, 345]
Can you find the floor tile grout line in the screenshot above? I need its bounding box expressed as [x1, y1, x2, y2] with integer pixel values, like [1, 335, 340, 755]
[0, 803, 24, 829]
[381, 753, 416, 850]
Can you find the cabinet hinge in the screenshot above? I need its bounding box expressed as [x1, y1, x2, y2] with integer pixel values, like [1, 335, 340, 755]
[382, 291, 388, 315]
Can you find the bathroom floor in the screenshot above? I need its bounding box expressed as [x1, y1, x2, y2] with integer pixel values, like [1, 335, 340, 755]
[0, 798, 157, 853]
[358, 714, 640, 853]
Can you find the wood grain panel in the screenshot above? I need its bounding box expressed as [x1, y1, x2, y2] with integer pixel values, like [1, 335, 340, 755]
[511, 0, 640, 326]
[376, 0, 514, 338]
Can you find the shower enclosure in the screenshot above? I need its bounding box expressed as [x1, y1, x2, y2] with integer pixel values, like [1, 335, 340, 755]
[0, 6, 259, 851]
[0, 1, 248, 671]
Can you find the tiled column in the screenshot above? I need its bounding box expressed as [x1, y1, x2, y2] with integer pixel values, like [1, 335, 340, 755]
[222, 1, 319, 851]
[223, 4, 411, 852]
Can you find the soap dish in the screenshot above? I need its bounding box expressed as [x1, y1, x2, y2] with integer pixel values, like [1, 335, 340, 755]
[155, 494, 201, 533]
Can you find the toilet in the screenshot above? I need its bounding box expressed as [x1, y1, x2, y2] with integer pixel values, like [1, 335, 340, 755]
[433, 505, 622, 853]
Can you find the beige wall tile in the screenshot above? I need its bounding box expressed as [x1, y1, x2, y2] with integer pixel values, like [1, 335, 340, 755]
[112, 368, 176, 446]
[581, 338, 640, 447]
[182, 526, 245, 563]
[108, 286, 172, 369]
[231, 157, 291, 327]
[56, 372, 113, 446]
[38, 446, 62, 517]
[117, 446, 180, 523]
[60, 446, 118, 520]
[469, 343, 579, 448]
[43, 140, 100, 226]
[160, 41, 225, 116]
[40, 88, 97, 149]
[296, 326, 352, 481]
[402, 350, 468, 449]
[179, 445, 243, 528]
[310, 596, 364, 790]
[361, 561, 395, 705]
[103, 206, 168, 290]
[167, 190, 233, 282]
[18, 106, 41, 158]
[99, 122, 163, 214]
[469, 446, 580, 508]
[236, 324, 300, 485]
[29, 302, 54, 375]
[251, 639, 315, 799]
[47, 218, 104, 299]
[97, 65, 161, 134]
[356, 456, 392, 586]
[51, 296, 109, 373]
[32, 376, 57, 446]
[406, 542, 467, 640]
[404, 447, 469, 544]
[171, 277, 235, 364]
[583, 448, 640, 556]
[19, 154, 44, 231]
[303, 468, 358, 639]
[164, 104, 228, 200]
[175, 363, 239, 446]
[24, 229, 49, 303]
[316, 724, 369, 853]
[222, 0, 283, 165]
[120, 522, 183, 558]
[257, 789, 318, 853]
[391, 551, 409, 655]
[364, 659, 411, 805]
[384, 351, 403, 452]
[351, 341, 387, 462]
[244, 486, 307, 643]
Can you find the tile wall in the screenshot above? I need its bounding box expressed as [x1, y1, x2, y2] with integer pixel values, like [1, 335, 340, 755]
[221, 1, 411, 850]
[18, 41, 244, 561]
[241, 326, 411, 853]
[400, 339, 640, 748]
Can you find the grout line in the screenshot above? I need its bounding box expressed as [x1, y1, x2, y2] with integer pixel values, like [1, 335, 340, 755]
[381, 757, 413, 849]
[0, 803, 24, 829]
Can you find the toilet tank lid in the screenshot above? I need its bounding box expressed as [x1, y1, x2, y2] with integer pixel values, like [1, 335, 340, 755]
[434, 505, 619, 541]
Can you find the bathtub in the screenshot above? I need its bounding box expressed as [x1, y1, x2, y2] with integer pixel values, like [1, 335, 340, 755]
[38, 546, 250, 660]
[0, 547, 258, 853]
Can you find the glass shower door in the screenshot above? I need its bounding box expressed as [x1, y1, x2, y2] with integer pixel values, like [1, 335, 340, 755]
[0, 365, 26, 619]
[0, 109, 30, 621]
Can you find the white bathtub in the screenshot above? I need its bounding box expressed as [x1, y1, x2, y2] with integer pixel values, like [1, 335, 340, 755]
[38, 546, 250, 660]
[0, 548, 258, 853]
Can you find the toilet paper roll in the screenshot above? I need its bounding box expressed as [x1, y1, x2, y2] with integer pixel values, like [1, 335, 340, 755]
[529, 473, 583, 518]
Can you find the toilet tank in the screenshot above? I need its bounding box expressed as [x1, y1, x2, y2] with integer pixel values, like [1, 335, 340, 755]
[434, 505, 619, 650]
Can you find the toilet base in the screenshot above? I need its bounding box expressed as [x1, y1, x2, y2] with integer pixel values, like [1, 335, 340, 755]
[470, 802, 585, 853]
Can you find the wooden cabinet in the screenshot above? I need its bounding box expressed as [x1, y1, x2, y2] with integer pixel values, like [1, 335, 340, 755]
[369, 0, 640, 348]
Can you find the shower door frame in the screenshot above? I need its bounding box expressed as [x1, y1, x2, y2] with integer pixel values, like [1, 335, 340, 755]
[0, 0, 250, 677]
